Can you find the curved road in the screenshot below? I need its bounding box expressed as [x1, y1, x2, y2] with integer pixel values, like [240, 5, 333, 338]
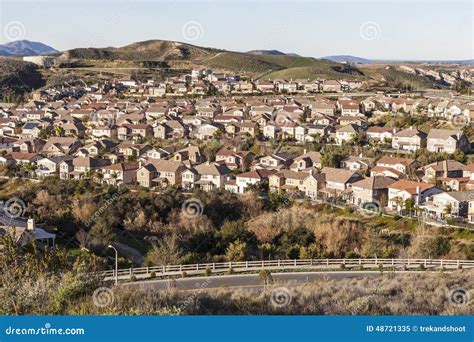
[124, 271, 421, 292]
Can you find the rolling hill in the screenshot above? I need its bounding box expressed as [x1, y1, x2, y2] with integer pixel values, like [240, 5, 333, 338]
[1, 38, 469, 97]
[59, 39, 350, 78]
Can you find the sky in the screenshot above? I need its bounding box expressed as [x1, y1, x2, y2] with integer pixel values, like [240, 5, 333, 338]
[0, 0, 472, 60]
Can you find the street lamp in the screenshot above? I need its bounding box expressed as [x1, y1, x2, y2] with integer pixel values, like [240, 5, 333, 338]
[107, 245, 118, 286]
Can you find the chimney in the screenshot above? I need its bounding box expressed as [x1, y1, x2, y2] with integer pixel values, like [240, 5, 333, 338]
[443, 159, 448, 178]
[27, 218, 34, 231]
[416, 186, 420, 195]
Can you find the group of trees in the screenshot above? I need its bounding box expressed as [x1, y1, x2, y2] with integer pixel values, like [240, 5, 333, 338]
[2, 175, 472, 272]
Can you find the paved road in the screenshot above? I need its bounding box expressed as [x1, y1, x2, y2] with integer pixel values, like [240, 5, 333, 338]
[124, 271, 413, 292]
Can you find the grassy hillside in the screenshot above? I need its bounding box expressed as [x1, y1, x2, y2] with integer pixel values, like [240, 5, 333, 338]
[261, 65, 365, 81]
[0, 58, 45, 98]
[61, 40, 218, 62]
[59, 40, 356, 79]
[361, 66, 437, 90]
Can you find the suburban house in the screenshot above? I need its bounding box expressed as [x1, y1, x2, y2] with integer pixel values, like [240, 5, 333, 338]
[182, 162, 232, 191]
[290, 150, 322, 171]
[426, 129, 469, 154]
[387, 179, 443, 211]
[366, 126, 397, 143]
[215, 147, 254, 171]
[335, 124, 362, 145]
[59, 157, 109, 179]
[421, 160, 465, 183]
[391, 127, 427, 152]
[319, 167, 362, 198]
[100, 162, 139, 186]
[371, 156, 416, 179]
[340, 155, 375, 173]
[423, 191, 474, 219]
[137, 160, 186, 188]
[42, 137, 81, 157]
[351, 176, 396, 206]
[256, 153, 293, 170]
[231, 169, 275, 193]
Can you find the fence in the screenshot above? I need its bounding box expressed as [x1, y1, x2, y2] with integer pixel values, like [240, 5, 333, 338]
[101, 258, 474, 282]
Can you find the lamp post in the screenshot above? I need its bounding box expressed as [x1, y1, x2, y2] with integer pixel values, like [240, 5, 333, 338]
[107, 245, 118, 286]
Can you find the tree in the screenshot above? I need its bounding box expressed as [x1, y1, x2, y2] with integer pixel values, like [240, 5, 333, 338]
[225, 240, 248, 261]
[443, 203, 453, 217]
[419, 236, 451, 258]
[404, 198, 415, 212]
[299, 243, 325, 259]
[258, 269, 273, 286]
[453, 150, 465, 163]
[321, 149, 342, 168]
[392, 196, 404, 212]
[145, 234, 181, 266]
[90, 216, 116, 245]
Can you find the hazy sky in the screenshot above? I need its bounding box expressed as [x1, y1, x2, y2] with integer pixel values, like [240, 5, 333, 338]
[0, 0, 472, 60]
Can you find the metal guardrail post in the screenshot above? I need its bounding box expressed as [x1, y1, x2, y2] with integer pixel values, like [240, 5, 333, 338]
[246, 261, 249, 269]
[391, 259, 394, 266]
[294, 259, 297, 266]
[326, 259, 329, 266]
[180, 265, 182, 272]
[213, 262, 215, 270]
[278, 260, 281, 267]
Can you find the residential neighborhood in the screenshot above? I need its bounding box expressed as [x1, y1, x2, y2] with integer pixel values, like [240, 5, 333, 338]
[0, 69, 473, 228]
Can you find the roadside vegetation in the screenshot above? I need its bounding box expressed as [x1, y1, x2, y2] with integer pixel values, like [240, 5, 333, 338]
[1, 177, 472, 269]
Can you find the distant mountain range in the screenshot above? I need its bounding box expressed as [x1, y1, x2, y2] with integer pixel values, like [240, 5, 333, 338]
[0, 40, 58, 56]
[247, 50, 300, 57]
[323, 55, 474, 65]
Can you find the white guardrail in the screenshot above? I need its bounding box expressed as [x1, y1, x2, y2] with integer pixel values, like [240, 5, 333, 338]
[101, 258, 474, 282]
